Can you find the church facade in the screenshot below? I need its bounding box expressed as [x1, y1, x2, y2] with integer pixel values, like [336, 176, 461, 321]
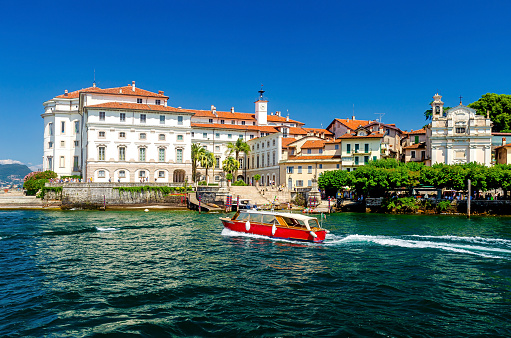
[426, 93, 492, 166]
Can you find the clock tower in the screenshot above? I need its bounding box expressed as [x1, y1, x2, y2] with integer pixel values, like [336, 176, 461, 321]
[431, 93, 444, 120]
[255, 87, 268, 125]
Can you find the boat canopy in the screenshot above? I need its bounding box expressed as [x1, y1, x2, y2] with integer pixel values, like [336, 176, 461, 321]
[236, 210, 320, 230]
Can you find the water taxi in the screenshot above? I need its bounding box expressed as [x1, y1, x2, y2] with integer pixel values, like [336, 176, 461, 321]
[220, 210, 329, 243]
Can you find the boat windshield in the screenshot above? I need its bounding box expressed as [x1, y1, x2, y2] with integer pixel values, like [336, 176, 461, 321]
[236, 212, 250, 221]
[308, 218, 320, 228]
[281, 216, 307, 228]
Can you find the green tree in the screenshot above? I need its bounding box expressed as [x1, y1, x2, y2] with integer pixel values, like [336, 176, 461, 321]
[469, 93, 511, 132]
[191, 144, 206, 182]
[222, 156, 239, 177]
[199, 150, 216, 184]
[253, 174, 261, 184]
[23, 170, 58, 196]
[226, 138, 250, 179]
[318, 170, 353, 191]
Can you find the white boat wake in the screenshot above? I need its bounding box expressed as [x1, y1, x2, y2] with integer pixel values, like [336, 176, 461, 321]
[96, 227, 118, 232]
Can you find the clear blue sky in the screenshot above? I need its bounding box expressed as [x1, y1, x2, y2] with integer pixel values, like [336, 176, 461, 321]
[1, 0, 510, 168]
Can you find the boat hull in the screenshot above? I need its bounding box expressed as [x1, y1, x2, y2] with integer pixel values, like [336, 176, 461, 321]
[221, 219, 326, 243]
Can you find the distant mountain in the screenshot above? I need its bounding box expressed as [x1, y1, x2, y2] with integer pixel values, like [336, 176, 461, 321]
[0, 164, 32, 182]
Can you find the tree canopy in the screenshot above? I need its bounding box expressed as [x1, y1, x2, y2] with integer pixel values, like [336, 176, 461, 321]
[469, 93, 511, 132]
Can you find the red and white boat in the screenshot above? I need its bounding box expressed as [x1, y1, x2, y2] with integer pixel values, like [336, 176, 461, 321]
[220, 210, 329, 243]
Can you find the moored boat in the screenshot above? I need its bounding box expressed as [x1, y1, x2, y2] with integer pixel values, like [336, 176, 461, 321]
[220, 210, 329, 243]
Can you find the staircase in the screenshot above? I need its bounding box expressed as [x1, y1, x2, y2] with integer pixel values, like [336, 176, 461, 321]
[228, 186, 292, 206]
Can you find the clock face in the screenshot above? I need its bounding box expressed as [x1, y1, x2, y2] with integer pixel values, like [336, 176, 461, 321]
[260, 104, 266, 110]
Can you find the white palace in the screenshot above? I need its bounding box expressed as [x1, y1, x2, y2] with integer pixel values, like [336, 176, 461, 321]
[42, 81, 313, 183]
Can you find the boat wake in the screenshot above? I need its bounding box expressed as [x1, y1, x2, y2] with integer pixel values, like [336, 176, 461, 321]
[324, 234, 511, 260]
[96, 227, 118, 232]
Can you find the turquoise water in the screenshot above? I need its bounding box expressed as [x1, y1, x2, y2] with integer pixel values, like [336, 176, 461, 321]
[1, 210, 511, 336]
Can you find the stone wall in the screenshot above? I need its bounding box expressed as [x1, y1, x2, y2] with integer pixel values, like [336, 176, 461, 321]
[44, 183, 191, 209]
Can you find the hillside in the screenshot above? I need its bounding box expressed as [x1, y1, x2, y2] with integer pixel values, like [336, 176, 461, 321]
[0, 164, 32, 182]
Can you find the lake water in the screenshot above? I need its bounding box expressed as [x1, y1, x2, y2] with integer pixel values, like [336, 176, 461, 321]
[1, 210, 511, 337]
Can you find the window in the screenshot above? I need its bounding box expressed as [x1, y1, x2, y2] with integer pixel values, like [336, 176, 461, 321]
[176, 149, 183, 163]
[298, 166, 302, 174]
[137, 98, 143, 103]
[216, 133, 220, 138]
[99, 131, 105, 138]
[61, 121, 66, 134]
[307, 149, 311, 154]
[140, 133, 146, 140]
[355, 144, 360, 153]
[421, 151, 426, 160]
[411, 150, 416, 159]
[60, 156, 65, 168]
[177, 135, 183, 141]
[267, 153, 270, 166]
[373, 156, 377, 161]
[364, 156, 369, 164]
[215, 145, 220, 152]
[347, 144, 351, 154]
[48, 141, 53, 149]
[257, 144, 259, 150]
[308, 165, 312, 174]
[273, 151, 276, 166]
[159, 134, 165, 141]
[98, 147, 105, 161]
[231, 120, 235, 125]
[119, 147, 126, 161]
[261, 155, 264, 167]
[159, 148, 165, 162]
[60, 141, 65, 148]
[250, 135, 254, 139]
[456, 127, 466, 134]
[241, 121, 246, 125]
[191, 132, 194, 137]
[98, 170, 105, 178]
[296, 180, 304, 187]
[178, 116, 183, 125]
[335, 144, 339, 150]
[308, 180, 312, 187]
[273, 139, 276, 146]
[99, 112, 105, 121]
[319, 164, 323, 169]
[337, 164, 340, 169]
[239, 135, 243, 139]
[257, 155, 260, 168]
[156, 99, 161, 105]
[120, 113, 126, 122]
[139, 148, 146, 161]
[48, 123, 53, 136]
[267, 141, 270, 147]
[347, 168, 351, 172]
[287, 166, 294, 174]
[228, 134, 232, 139]
[415, 135, 419, 144]
[74, 141, 79, 147]
[215, 157, 220, 168]
[221, 120, 225, 124]
[139, 170, 146, 177]
[74, 121, 79, 134]
[364, 144, 369, 153]
[119, 132, 126, 138]
[47, 157, 53, 170]
[119, 170, 126, 178]
[140, 114, 146, 123]
[158, 171, 165, 178]
[355, 157, 359, 165]
[160, 115, 165, 124]
[73, 156, 79, 170]
[319, 149, 323, 154]
[209, 118, 213, 123]
[262, 142, 264, 149]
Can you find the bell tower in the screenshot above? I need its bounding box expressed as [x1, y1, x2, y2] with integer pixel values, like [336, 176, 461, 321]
[432, 93, 444, 119]
[255, 86, 268, 125]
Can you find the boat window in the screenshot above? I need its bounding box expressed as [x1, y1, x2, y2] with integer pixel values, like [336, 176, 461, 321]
[308, 218, 320, 228]
[262, 214, 277, 224]
[281, 217, 300, 227]
[296, 219, 307, 228]
[236, 213, 250, 221]
[251, 213, 263, 223]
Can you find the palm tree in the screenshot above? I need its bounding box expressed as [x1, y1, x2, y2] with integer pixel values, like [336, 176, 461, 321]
[199, 150, 216, 184]
[222, 156, 239, 179]
[226, 138, 250, 180]
[191, 144, 206, 182]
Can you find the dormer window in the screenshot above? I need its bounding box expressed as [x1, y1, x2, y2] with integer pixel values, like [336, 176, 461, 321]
[137, 98, 143, 103]
[155, 99, 161, 105]
[209, 118, 213, 123]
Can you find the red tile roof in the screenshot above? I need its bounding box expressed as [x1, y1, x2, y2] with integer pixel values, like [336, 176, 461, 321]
[333, 118, 372, 131]
[287, 127, 308, 135]
[267, 115, 304, 125]
[402, 142, 426, 150]
[494, 143, 511, 150]
[287, 155, 342, 161]
[85, 102, 192, 113]
[303, 127, 334, 135]
[337, 133, 383, 139]
[55, 84, 168, 99]
[301, 140, 326, 149]
[191, 123, 279, 133]
[282, 137, 297, 148]
[406, 128, 426, 135]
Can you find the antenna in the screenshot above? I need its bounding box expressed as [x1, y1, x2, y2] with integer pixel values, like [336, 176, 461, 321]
[375, 112, 385, 124]
[93, 68, 96, 87]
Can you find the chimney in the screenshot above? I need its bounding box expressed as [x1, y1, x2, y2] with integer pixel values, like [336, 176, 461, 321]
[211, 105, 216, 113]
[352, 115, 355, 120]
[503, 137, 506, 146]
[64, 89, 68, 97]
[276, 111, 281, 117]
[158, 90, 164, 95]
[286, 115, 289, 121]
[132, 81, 136, 92]
[92, 82, 96, 88]
[231, 107, 235, 113]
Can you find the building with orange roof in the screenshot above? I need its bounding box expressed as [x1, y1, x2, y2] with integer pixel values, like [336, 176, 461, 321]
[326, 116, 372, 139]
[337, 127, 384, 171]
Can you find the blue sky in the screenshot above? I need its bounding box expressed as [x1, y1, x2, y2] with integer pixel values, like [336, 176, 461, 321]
[1, 0, 510, 168]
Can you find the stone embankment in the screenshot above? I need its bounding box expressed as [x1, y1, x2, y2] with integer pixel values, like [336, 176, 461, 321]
[0, 191, 60, 209]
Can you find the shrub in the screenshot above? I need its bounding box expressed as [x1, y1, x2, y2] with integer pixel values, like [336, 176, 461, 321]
[293, 194, 306, 207]
[232, 179, 247, 186]
[226, 173, 233, 181]
[24, 171, 58, 196]
[436, 200, 452, 212]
